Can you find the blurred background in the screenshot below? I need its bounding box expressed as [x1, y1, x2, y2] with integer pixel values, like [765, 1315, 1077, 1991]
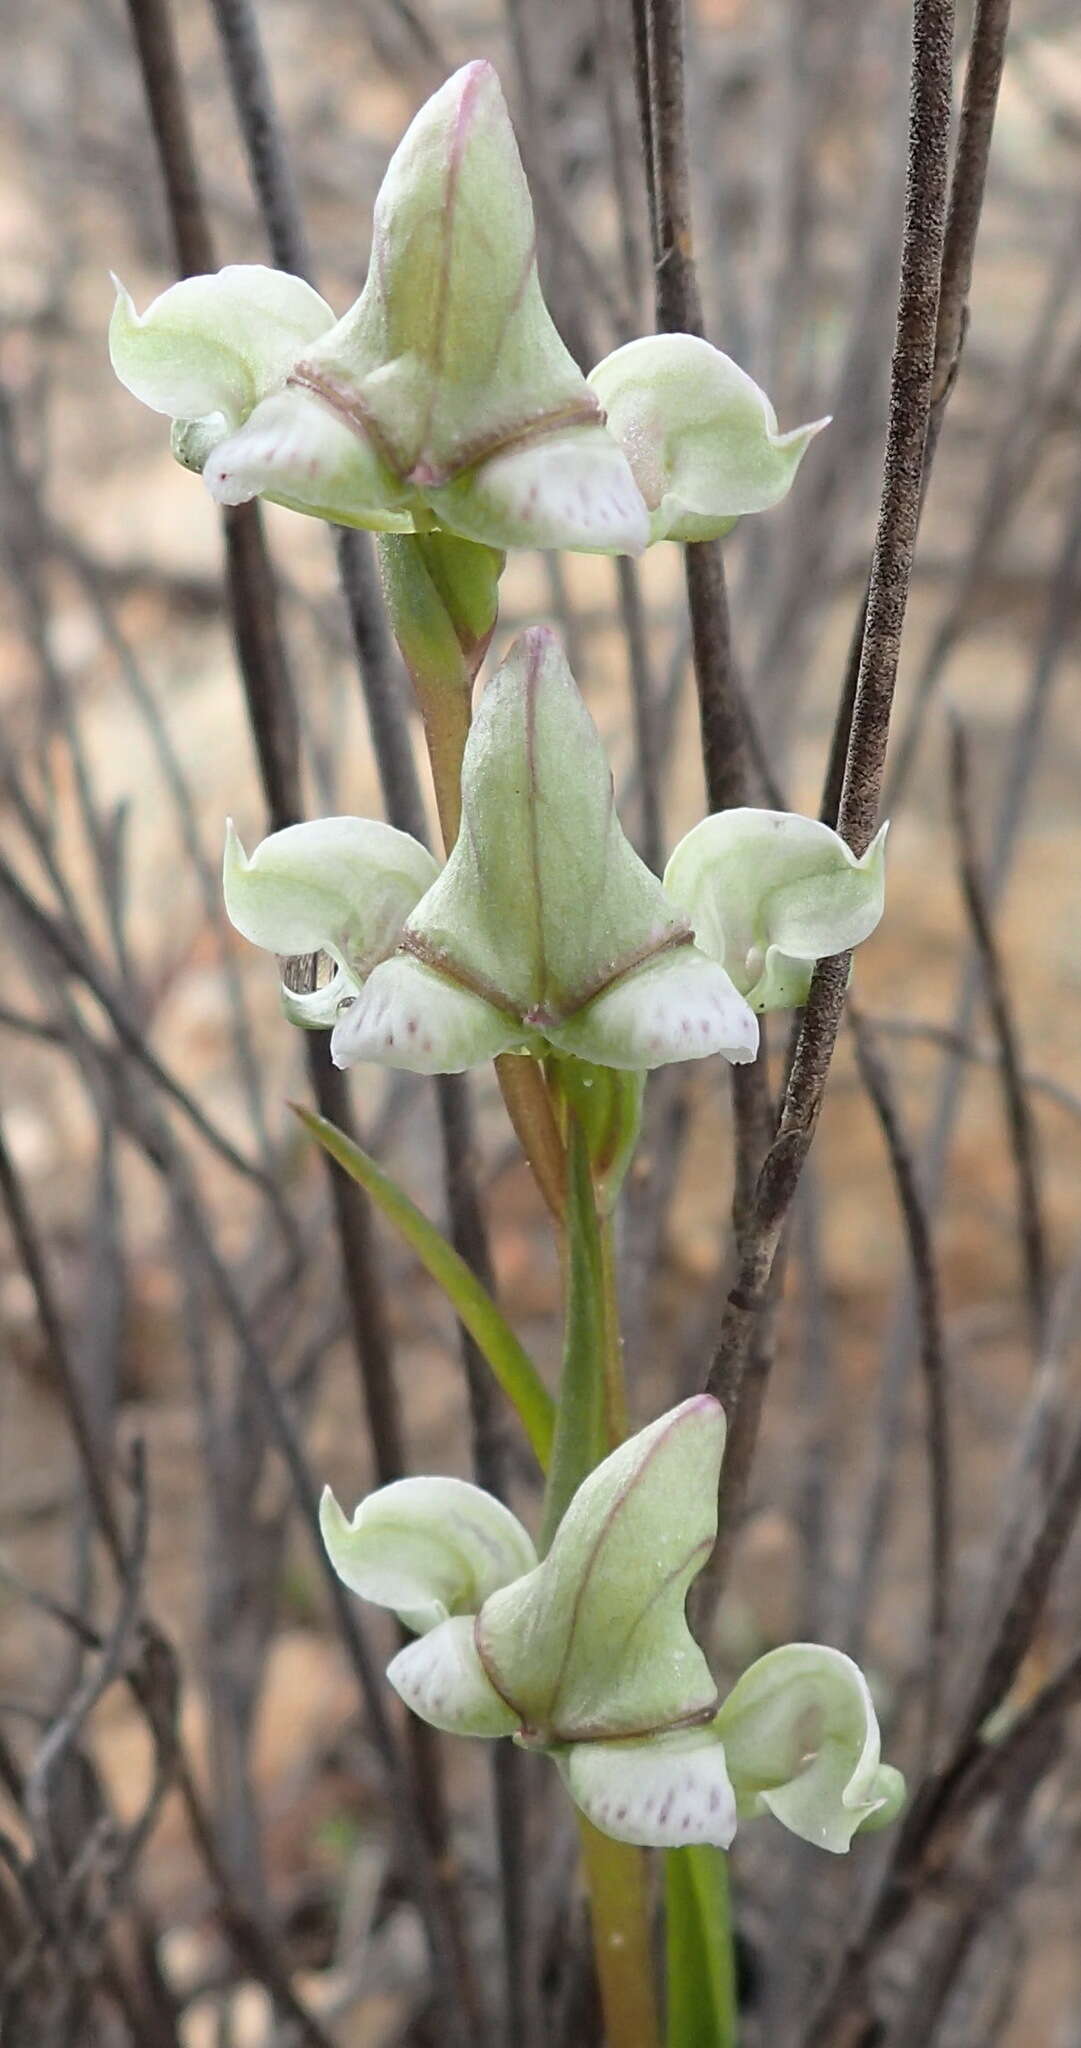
[2, 0, 1081, 2042]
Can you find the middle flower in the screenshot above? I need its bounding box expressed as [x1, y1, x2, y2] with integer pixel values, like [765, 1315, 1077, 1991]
[225, 625, 760, 1075]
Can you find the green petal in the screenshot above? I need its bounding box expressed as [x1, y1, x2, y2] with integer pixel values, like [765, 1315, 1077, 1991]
[109, 266, 334, 431]
[403, 626, 690, 1027]
[431, 424, 649, 557]
[292, 63, 600, 491]
[388, 1615, 521, 1737]
[548, 946, 758, 1072]
[589, 333, 827, 543]
[715, 1643, 904, 1853]
[330, 953, 525, 1074]
[560, 1728, 737, 1850]
[664, 810, 888, 1010]
[203, 388, 416, 530]
[476, 1397, 724, 1743]
[223, 816, 438, 1006]
[319, 1477, 537, 1636]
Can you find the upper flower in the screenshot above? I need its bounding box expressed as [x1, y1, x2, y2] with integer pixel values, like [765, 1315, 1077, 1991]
[224, 627, 888, 1075]
[110, 63, 823, 556]
[322, 1397, 905, 1854]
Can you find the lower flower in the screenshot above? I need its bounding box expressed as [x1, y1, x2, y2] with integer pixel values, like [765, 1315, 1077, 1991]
[322, 1399, 904, 1854]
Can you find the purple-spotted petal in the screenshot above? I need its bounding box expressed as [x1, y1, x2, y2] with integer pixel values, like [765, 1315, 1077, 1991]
[330, 953, 524, 1074]
[204, 387, 416, 529]
[549, 946, 759, 1071]
[388, 1616, 520, 1738]
[561, 1728, 738, 1849]
[431, 425, 649, 557]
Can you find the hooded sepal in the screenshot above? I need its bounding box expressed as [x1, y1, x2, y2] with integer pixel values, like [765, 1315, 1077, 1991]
[109, 266, 335, 436]
[388, 1616, 520, 1737]
[475, 1396, 725, 1743]
[714, 1643, 905, 1852]
[589, 333, 827, 544]
[663, 810, 888, 1011]
[223, 817, 439, 1029]
[287, 64, 647, 554]
[295, 64, 597, 487]
[319, 1475, 537, 1636]
[401, 627, 692, 1030]
[559, 1725, 738, 1850]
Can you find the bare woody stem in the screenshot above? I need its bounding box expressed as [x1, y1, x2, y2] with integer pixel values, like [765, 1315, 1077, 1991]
[705, 0, 956, 1581]
[632, 0, 776, 1233]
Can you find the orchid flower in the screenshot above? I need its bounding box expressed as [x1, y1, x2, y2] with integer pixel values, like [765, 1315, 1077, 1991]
[225, 626, 760, 1075]
[322, 1397, 905, 1853]
[225, 627, 887, 1074]
[110, 64, 822, 557]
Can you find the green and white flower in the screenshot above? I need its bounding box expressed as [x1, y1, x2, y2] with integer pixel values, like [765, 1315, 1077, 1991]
[322, 1397, 904, 1853]
[110, 65, 822, 556]
[225, 627, 760, 1075]
[224, 629, 887, 1072]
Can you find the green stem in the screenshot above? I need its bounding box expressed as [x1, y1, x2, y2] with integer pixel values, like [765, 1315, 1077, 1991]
[664, 1847, 738, 2048]
[599, 1210, 630, 1446]
[538, 1116, 607, 1552]
[579, 1817, 661, 2048]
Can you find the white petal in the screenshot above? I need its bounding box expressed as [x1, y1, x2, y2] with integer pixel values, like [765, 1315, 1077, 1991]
[388, 1616, 519, 1737]
[204, 387, 416, 529]
[562, 1729, 737, 1849]
[109, 266, 334, 428]
[715, 1643, 904, 1853]
[664, 810, 887, 1010]
[589, 333, 826, 542]
[549, 946, 759, 1071]
[431, 425, 650, 556]
[330, 954, 524, 1075]
[223, 816, 438, 975]
[320, 1478, 537, 1635]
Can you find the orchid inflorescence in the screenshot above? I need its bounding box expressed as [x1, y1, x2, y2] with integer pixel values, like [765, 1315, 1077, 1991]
[110, 52, 903, 1890]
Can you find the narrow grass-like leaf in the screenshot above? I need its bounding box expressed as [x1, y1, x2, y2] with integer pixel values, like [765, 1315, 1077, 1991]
[293, 1105, 553, 1466]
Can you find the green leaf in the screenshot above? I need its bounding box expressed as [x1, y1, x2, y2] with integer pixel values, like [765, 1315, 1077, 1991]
[294, 1105, 554, 1467]
[665, 1846, 738, 2048]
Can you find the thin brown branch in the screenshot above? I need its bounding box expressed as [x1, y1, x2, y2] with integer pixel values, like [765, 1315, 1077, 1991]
[822, 0, 1012, 827]
[704, 0, 954, 1580]
[850, 1004, 952, 1764]
[948, 713, 1049, 1345]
